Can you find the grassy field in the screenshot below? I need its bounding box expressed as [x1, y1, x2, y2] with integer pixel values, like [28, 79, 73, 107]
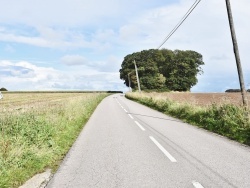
[0, 92, 108, 188]
[126, 92, 250, 146]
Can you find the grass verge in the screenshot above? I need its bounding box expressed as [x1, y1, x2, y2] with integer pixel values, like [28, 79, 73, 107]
[0, 93, 108, 188]
[126, 92, 250, 146]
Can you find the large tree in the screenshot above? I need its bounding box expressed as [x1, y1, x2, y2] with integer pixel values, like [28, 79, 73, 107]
[120, 49, 204, 91]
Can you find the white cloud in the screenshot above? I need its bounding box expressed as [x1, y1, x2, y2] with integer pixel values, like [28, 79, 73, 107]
[0, 60, 62, 90]
[61, 55, 88, 66]
[0, 32, 49, 47]
[60, 54, 121, 73]
[0, 26, 93, 49]
[0, 0, 171, 27]
[93, 29, 116, 42]
[0, 60, 126, 91]
[0, 0, 249, 92]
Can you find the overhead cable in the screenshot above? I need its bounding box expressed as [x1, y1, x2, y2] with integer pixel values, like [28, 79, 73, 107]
[157, 0, 201, 49]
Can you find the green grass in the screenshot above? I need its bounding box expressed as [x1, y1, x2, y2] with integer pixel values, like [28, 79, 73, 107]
[126, 92, 250, 146]
[0, 93, 108, 188]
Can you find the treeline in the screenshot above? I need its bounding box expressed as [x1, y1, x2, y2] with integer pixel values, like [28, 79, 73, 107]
[225, 89, 250, 92]
[119, 49, 204, 91]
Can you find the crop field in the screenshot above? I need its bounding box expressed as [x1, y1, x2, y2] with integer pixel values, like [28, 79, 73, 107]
[138, 92, 250, 107]
[126, 92, 250, 146]
[0, 92, 108, 188]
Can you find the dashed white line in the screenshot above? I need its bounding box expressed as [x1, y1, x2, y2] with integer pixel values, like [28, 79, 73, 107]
[128, 114, 134, 119]
[134, 121, 145, 131]
[192, 181, 204, 188]
[149, 136, 177, 162]
[124, 109, 128, 113]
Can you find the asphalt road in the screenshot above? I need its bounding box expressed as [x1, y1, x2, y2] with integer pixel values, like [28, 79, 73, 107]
[46, 94, 250, 188]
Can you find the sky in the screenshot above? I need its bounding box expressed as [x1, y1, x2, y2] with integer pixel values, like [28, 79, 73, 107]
[0, 0, 249, 92]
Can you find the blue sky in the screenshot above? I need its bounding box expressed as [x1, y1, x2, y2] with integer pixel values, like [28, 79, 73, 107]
[0, 0, 249, 92]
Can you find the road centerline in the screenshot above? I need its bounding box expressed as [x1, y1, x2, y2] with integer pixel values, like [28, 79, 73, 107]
[192, 181, 204, 188]
[134, 121, 145, 131]
[149, 136, 177, 163]
[128, 114, 134, 119]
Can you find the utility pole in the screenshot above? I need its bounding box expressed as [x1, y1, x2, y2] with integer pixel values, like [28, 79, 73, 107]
[225, 0, 248, 107]
[128, 73, 132, 92]
[134, 60, 141, 92]
[0, 91, 3, 100]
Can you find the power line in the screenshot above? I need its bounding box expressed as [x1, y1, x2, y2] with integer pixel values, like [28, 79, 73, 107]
[157, 0, 201, 49]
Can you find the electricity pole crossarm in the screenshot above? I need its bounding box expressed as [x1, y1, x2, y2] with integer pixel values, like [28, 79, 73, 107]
[134, 60, 141, 92]
[225, 0, 248, 107]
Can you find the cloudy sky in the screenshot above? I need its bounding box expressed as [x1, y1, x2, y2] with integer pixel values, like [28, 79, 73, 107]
[0, 0, 249, 92]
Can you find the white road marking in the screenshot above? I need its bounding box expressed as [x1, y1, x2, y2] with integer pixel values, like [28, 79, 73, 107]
[124, 109, 128, 113]
[134, 121, 145, 131]
[121, 105, 124, 109]
[192, 181, 204, 188]
[149, 136, 177, 162]
[128, 114, 134, 119]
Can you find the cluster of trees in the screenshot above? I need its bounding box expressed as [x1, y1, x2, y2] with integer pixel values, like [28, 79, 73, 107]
[0, 87, 7, 91]
[119, 49, 204, 91]
[225, 89, 250, 92]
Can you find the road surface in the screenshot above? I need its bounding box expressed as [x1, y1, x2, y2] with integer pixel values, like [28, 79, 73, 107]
[47, 94, 250, 188]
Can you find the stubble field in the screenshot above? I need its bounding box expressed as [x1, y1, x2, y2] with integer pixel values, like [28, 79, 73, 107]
[0, 92, 108, 188]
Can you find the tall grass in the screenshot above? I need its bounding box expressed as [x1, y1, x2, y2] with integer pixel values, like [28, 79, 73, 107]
[0, 93, 108, 188]
[126, 92, 250, 146]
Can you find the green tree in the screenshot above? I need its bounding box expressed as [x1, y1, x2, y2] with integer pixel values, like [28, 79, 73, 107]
[119, 49, 204, 91]
[160, 50, 204, 91]
[0, 87, 8, 91]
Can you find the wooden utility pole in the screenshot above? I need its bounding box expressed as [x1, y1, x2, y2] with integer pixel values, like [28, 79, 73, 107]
[128, 73, 132, 92]
[0, 91, 3, 100]
[134, 60, 141, 92]
[225, 0, 248, 107]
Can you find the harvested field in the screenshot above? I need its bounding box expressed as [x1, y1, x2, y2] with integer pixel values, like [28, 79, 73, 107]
[0, 92, 108, 188]
[141, 92, 250, 107]
[0, 92, 91, 112]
